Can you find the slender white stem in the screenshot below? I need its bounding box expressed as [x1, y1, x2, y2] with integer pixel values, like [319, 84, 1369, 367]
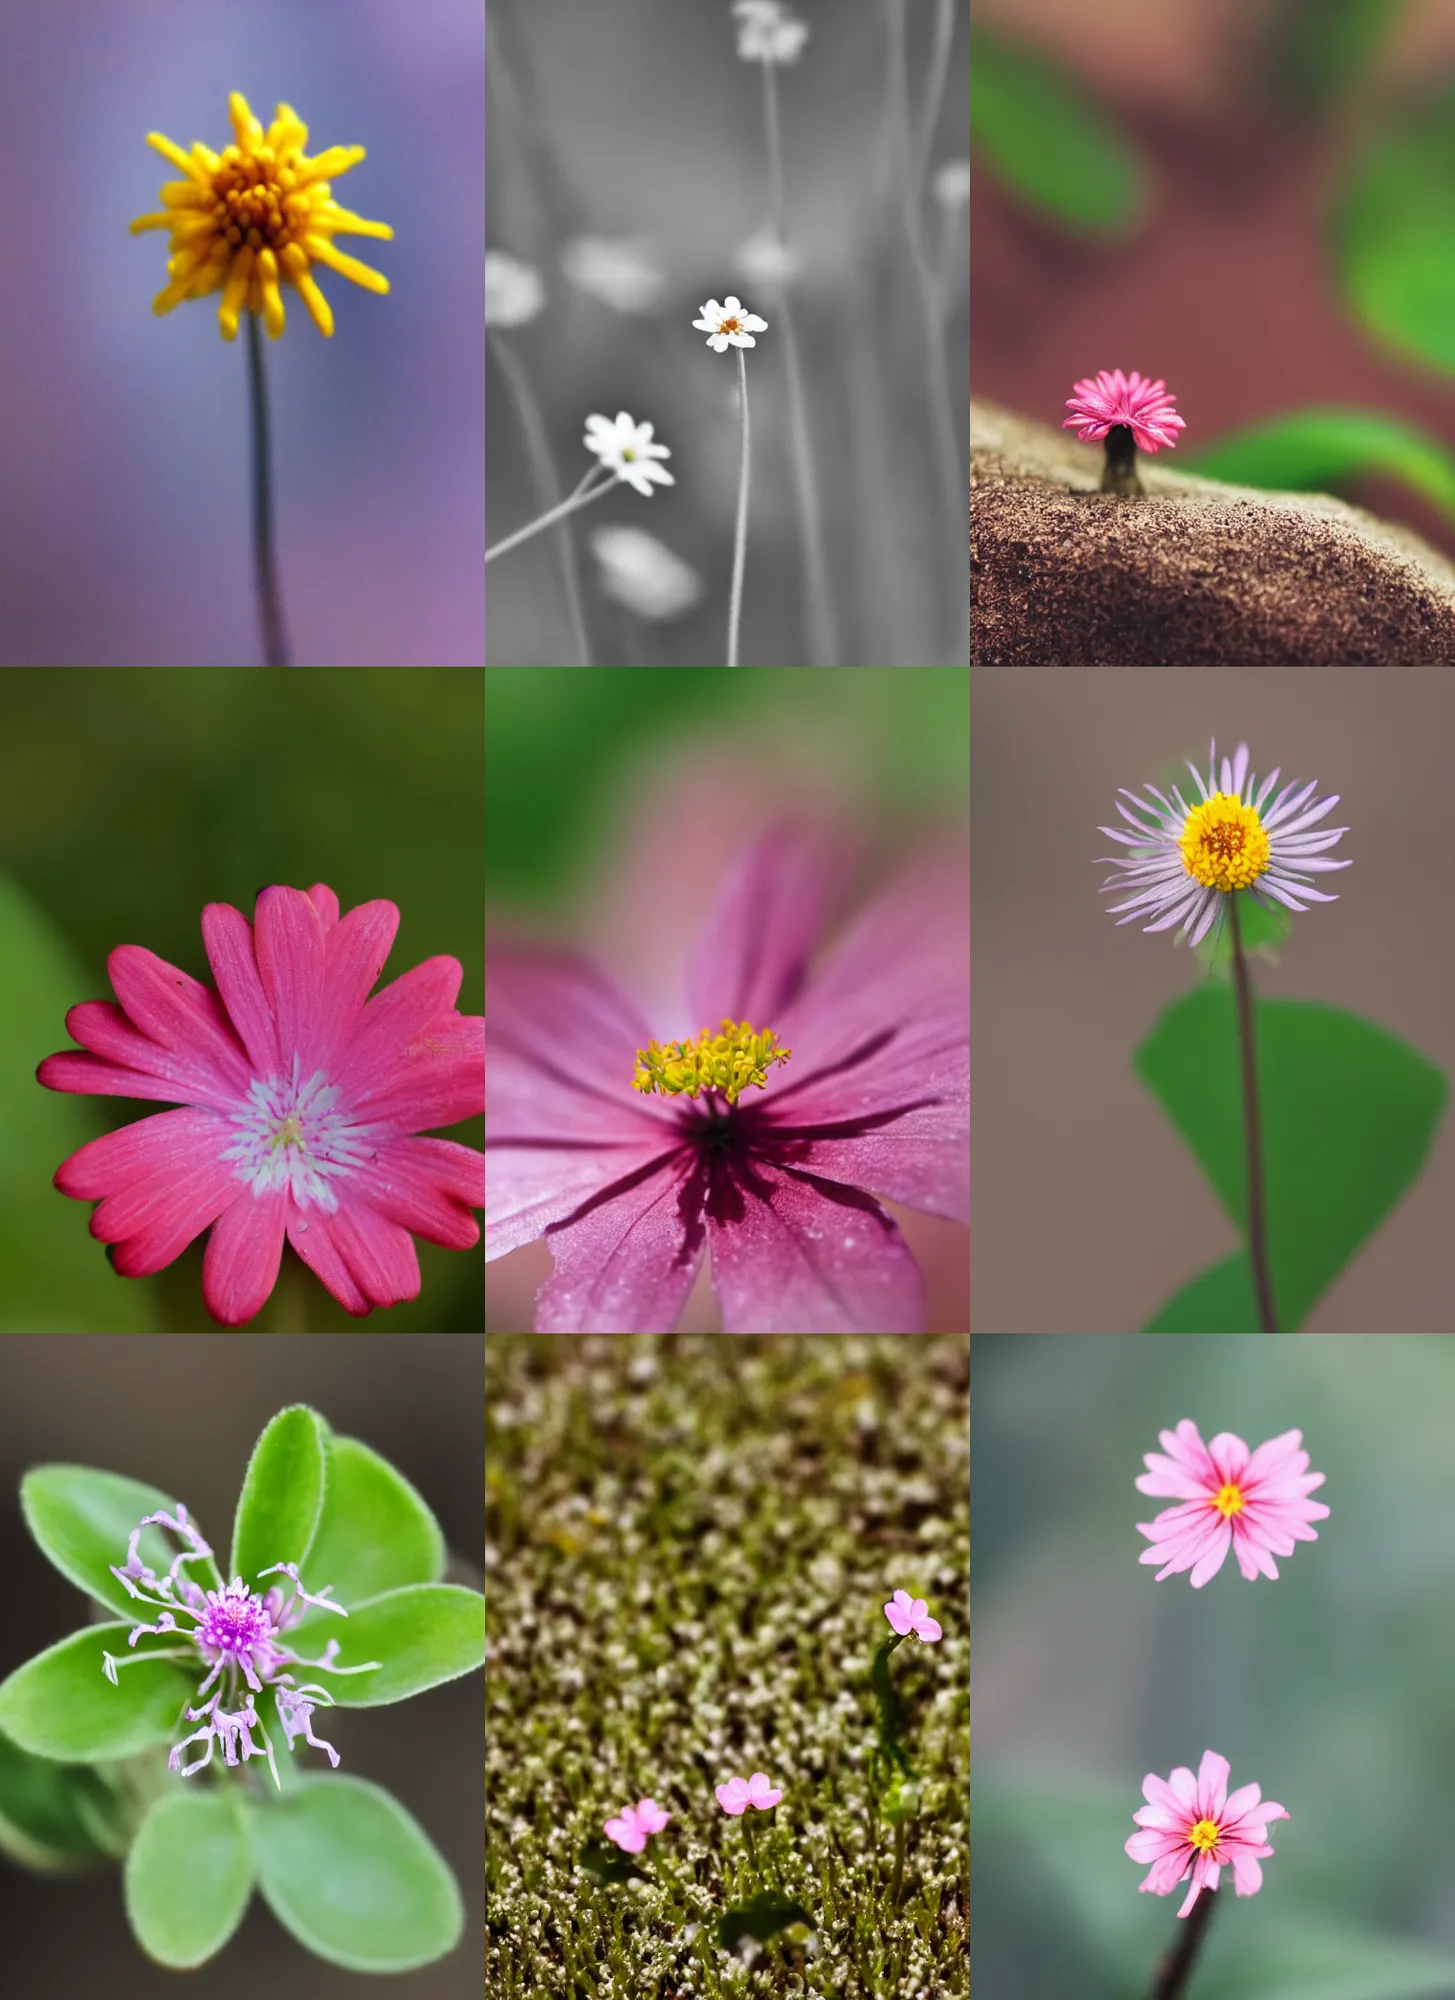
[727, 348, 751, 667]
[760, 60, 839, 667]
[912, 0, 957, 203]
[485, 468, 616, 566]
[488, 331, 595, 662]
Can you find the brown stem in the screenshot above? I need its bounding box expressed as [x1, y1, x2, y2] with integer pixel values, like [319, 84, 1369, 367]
[1101, 423, 1144, 497]
[1148, 1887, 1219, 2000]
[1229, 895, 1279, 1332]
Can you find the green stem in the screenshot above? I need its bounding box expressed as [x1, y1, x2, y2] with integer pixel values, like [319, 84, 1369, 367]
[1228, 895, 1279, 1332]
[890, 1817, 906, 1907]
[742, 1811, 759, 1884]
[1149, 1887, 1219, 2000]
[485, 468, 616, 566]
[488, 328, 595, 663]
[268, 1252, 310, 1333]
[727, 348, 751, 667]
[245, 311, 292, 667]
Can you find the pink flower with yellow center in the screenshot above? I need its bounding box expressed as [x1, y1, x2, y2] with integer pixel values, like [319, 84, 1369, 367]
[1135, 1419, 1329, 1587]
[1127, 1749, 1288, 1917]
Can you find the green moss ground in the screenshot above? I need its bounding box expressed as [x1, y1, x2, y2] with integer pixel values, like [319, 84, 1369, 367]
[486, 1336, 969, 1997]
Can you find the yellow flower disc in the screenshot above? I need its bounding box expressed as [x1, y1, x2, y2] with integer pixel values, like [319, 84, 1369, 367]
[632, 1019, 791, 1106]
[1178, 793, 1271, 893]
[1212, 1481, 1245, 1519]
[1188, 1818, 1221, 1854]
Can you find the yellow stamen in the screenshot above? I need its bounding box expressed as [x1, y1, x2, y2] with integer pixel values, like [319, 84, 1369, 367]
[268, 1115, 308, 1154]
[1212, 1481, 1244, 1518]
[1178, 793, 1270, 893]
[1188, 1818, 1220, 1854]
[632, 1019, 791, 1106]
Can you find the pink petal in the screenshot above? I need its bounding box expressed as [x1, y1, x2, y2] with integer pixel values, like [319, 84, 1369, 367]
[1194, 1752, 1231, 1818]
[348, 1136, 483, 1250]
[914, 1613, 942, 1642]
[54, 1107, 233, 1200]
[316, 897, 400, 1063]
[1188, 1524, 1233, 1587]
[297, 1199, 422, 1314]
[685, 824, 834, 1027]
[706, 1161, 926, 1333]
[201, 901, 281, 1076]
[349, 1005, 484, 1132]
[534, 1152, 708, 1334]
[253, 886, 327, 1069]
[201, 1192, 288, 1325]
[103, 1164, 244, 1278]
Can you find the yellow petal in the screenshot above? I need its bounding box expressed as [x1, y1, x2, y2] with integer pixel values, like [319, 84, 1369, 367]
[146, 131, 208, 182]
[303, 236, 390, 293]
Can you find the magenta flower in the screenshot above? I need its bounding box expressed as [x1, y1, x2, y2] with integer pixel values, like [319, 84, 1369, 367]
[716, 1772, 783, 1815]
[603, 1797, 671, 1853]
[486, 827, 968, 1333]
[1135, 1420, 1329, 1587]
[103, 1504, 378, 1786]
[1127, 1749, 1288, 1918]
[1062, 368, 1186, 452]
[884, 1588, 942, 1643]
[37, 882, 484, 1326]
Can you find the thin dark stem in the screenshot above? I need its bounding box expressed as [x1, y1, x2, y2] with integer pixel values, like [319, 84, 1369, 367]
[245, 311, 292, 667]
[1148, 1887, 1219, 2000]
[1101, 423, 1144, 497]
[1229, 896, 1279, 1332]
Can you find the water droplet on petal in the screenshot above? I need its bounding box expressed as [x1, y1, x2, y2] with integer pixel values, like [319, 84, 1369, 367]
[297, 1219, 309, 1233]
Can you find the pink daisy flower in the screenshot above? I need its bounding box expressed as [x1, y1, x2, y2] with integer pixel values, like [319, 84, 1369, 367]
[486, 826, 968, 1333]
[716, 1772, 783, 1815]
[1062, 368, 1186, 453]
[1127, 1749, 1288, 1918]
[884, 1588, 941, 1643]
[1135, 1420, 1329, 1587]
[603, 1797, 671, 1853]
[37, 882, 484, 1326]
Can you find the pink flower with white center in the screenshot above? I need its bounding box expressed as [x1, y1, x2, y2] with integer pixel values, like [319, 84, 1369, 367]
[716, 1772, 783, 1815]
[603, 1797, 671, 1853]
[486, 826, 968, 1333]
[884, 1589, 942, 1643]
[1062, 368, 1186, 453]
[1136, 1420, 1329, 1587]
[102, 1505, 378, 1787]
[1127, 1749, 1288, 1917]
[37, 882, 484, 1326]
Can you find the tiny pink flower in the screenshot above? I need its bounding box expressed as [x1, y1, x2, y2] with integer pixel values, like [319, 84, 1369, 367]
[716, 1772, 783, 1814]
[1136, 1420, 1329, 1588]
[1063, 368, 1186, 453]
[38, 882, 484, 1326]
[884, 1589, 941, 1643]
[1127, 1749, 1288, 1918]
[603, 1796, 671, 1852]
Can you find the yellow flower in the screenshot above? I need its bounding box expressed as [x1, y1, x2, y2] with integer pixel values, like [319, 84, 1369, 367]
[129, 91, 394, 341]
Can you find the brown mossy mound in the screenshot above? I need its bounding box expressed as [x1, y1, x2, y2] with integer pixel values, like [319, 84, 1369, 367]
[971, 398, 1455, 664]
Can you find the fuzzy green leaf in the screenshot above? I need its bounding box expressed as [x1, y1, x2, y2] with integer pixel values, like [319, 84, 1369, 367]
[0, 1626, 193, 1763]
[295, 1434, 445, 1623]
[1187, 409, 1455, 519]
[1136, 989, 1447, 1330]
[20, 1465, 217, 1622]
[970, 29, 1149, 237]
[229, 1404, 328, 1588]
[125, 1790, 254, 1969]
[0, 1728, 122, 1871]
[250, 1775, 464, 1972]
[302, 1584, 485, 1708]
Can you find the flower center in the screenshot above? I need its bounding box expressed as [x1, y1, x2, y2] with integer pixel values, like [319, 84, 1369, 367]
[720, 316, 742, 334]
[219, 1052, 377, 1209]
[1188, 1817, 1221, 1854]
[196, 1584, 273, 1661]
[1212, 1481, 1245, 1518]
[633, 1019, 791, 1106]
[211, 145, 307, 256]
[622, 446, 637, 461]
[1179, 793, 1270, 892]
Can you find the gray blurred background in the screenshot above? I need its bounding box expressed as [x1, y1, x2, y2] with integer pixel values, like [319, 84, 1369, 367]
[486, 0, 969, 666]
[0, 0, 482, 665]
[0, 1335, 481, 1998]
[974, 1334, 1455, 1998]
[971, 668, 1455, 1332]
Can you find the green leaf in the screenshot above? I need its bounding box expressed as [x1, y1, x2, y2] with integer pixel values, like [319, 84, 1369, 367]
[1337, 82, 1455, 374]
[229, 1405, 328, 1588]
[1142, 1251, 1260, 1334]
[0, 1728, 122, 1871]
[970, 29, 1149, 237]
[124, 1790, 254, 1969]
[0, 1625, 194, 1763]
[718, 1891, 817, 1949]
[1268, 0, 1406, 117]
[295, 1434, 445, 1622]
[302, 1584, 485, 1707]
[1192, 893, 1292, 978]
[250, 1774, 464, 1972]
[1187, 409, 1455, 519]
[20, 1464, 218, 1621]
[870, 1634, 914, 1778]
[579, 1838, 649, 1885]
[1136, 988, 1447, 1330]
[0, 871, 163, 1330]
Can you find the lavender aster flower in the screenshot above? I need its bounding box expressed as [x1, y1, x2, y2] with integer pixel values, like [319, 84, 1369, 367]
[102, 1504, 378, 1786]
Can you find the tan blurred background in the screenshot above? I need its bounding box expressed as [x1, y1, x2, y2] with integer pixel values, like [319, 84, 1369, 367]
[972, 668, 1455, 1332]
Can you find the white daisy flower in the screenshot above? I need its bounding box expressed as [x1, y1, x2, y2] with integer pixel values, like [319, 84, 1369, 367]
[561, 235, 665, 315]
[485, 250, 545, 328]
[589, 526, 703, 622]
[732, 0, 810, 64]
[692, 295, 769, 352]
[1098, 739, 1351, 946]
[583, 411, 675, 499]
[932, 159, 971, 208]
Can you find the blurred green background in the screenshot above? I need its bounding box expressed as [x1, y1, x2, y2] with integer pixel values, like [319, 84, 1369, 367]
[974, 1335, 1455, 1999]
[0, 669, 483, 1333]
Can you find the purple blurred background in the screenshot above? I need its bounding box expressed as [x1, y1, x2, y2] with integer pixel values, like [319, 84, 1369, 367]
[0, 0, 482, 666]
